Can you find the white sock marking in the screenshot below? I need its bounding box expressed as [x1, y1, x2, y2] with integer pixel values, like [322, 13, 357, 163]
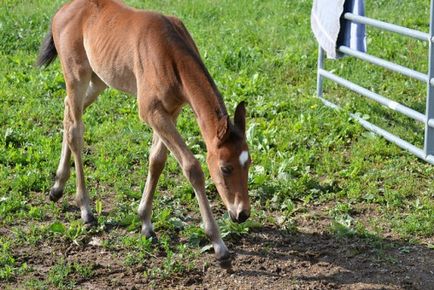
[239, 151, 249, 167]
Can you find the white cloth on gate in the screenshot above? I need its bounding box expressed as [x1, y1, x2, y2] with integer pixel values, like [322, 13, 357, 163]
[311, 0, 366, 59]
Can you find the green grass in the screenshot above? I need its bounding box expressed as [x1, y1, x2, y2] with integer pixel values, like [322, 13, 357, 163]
[1, 0, 434, 286]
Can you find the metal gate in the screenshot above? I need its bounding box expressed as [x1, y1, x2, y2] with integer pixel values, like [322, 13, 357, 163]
[316, 1, 434, 165]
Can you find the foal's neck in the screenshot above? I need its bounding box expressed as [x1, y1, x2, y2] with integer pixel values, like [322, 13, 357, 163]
[180, 58, 228, 149]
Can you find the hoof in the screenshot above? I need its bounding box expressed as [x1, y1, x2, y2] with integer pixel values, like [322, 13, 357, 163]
[49, 188, 63, 202]
[217, 252, 232, 269]
[83, 213, 97, 228]
[141, 228, 158, 243]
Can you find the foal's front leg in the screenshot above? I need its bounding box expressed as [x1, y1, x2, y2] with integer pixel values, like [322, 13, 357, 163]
[138, 133, 168, 237]
[145, 108, 231, 267]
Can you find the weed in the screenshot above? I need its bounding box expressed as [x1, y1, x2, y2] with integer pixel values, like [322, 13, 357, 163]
[48, 220, 85, 244]
[47, 258, 93, 289]
[219, 214, 262, 240]
[182, 225, 207, 248]
[122, 234, 154, 266]
[0, 238, 21, 280]
[144, 249, 196, 280]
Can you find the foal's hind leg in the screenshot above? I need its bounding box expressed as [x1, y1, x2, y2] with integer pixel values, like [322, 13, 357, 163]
[50, 74, 106, 203]
[49, 104, 72, 202]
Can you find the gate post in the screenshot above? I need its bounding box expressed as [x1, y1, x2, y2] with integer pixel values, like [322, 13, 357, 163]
[425, 0, 434, 157]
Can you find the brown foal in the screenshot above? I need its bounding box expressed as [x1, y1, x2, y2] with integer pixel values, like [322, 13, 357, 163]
[37, 0, 251, 266]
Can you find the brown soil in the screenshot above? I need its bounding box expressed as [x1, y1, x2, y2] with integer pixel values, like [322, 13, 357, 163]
[2, 204, 434, 290]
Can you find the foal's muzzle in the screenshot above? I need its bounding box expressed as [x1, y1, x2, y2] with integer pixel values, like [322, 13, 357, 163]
[229, 209, 250, 223]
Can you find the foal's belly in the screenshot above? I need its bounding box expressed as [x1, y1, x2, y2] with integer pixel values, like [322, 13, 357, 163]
[84, 37, 138, 96]
[92, 64, 138, 96]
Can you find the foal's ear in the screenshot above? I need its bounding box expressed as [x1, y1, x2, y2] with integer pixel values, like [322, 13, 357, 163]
[234, 101, 246, 133]
[217, 115, 231, 144]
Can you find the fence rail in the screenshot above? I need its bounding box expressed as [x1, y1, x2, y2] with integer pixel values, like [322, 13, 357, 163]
[316, 1, 434, 165]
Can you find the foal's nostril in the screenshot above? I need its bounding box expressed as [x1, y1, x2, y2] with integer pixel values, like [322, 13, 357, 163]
[236, 211, 249, 223]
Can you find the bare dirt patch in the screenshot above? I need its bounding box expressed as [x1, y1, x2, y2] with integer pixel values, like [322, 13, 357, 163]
[2, 205, 433, 290]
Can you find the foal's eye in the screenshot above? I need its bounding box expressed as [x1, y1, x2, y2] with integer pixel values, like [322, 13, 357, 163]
[221, 165, 233, 176]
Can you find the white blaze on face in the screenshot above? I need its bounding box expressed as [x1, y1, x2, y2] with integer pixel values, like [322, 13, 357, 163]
[239, 151, 249, 167]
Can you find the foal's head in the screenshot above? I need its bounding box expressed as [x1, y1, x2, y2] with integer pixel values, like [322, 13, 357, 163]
[207, 102, 251, 223]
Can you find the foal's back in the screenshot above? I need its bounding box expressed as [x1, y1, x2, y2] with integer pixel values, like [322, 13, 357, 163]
[52, 0, 199, 99]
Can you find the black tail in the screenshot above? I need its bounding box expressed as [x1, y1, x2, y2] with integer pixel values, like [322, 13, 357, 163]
[36, 29, 57, 68]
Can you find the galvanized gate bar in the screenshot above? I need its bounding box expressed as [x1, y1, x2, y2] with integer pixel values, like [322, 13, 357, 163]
[338, 46, 428, 82]
[316, 1, 434, 165]
[319, 69, 426, 123]
[351, 107, 425, 159]
[349, 106, 434, 161]
[318, 75, 434, 164]
[344, 12, 430, 41]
